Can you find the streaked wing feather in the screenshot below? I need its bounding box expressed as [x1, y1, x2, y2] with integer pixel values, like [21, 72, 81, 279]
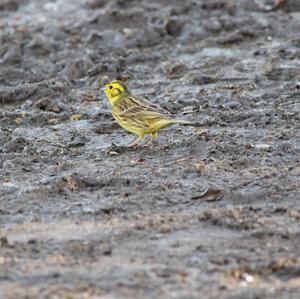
[136, 96, 171, 115]
[119, 95, 170, 119]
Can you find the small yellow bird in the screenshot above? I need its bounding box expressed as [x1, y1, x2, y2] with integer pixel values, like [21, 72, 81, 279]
[103, 80, 192, 147]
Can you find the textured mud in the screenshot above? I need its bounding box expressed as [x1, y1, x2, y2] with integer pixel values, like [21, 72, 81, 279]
[0, 0, 300, 298]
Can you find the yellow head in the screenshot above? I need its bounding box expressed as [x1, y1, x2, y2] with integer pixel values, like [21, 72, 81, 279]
[103, 80, 130, 105]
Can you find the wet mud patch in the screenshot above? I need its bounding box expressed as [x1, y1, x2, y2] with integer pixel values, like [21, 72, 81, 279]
[1, 0, 300, 298]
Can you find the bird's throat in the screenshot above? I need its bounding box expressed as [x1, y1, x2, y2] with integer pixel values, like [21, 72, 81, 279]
[109, 94, 123, 106]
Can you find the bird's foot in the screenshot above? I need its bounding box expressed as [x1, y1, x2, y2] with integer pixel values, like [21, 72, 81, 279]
[128, 137, 142, 147]
[144, 136, 154, 147]
[144, 132, 157, 147]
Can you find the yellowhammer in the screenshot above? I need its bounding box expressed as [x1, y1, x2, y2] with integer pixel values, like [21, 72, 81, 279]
[103, 80, 192, 147]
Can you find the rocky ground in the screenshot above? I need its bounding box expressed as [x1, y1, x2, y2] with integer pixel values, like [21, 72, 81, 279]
[0, 0, 300, 298]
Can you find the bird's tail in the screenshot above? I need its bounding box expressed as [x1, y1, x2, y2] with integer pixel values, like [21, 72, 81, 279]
[174, 119, 193, 125]
[174, 119, 200, 126]
[153, 118, 200, 130]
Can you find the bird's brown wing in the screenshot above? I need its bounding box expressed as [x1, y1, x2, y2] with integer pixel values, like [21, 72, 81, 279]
[119, 95, 171, 119]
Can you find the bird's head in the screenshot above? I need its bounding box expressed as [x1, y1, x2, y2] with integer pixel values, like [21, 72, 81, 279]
[103, 80, 130, 105]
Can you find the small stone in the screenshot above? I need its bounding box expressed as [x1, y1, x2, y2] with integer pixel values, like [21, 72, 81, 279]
[70, 114, 83, 121]
[165, 19, 184, 37]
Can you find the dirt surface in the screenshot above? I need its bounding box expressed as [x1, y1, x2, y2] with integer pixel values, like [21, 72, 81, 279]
[0, 0, 300, 298]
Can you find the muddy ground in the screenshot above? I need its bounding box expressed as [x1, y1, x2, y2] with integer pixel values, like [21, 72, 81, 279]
[0, 0, 300, 298]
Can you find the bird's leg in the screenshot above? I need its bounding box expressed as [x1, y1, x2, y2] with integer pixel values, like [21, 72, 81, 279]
[128, 134, 144, 147]
[144, 135, 153, 147]
[144, 132, 157, 147]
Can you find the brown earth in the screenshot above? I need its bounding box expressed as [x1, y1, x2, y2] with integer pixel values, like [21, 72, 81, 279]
[0, 0, 300, 298]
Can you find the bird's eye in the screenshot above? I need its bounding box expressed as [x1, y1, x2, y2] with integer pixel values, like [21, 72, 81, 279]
[109, 86, 113, 89]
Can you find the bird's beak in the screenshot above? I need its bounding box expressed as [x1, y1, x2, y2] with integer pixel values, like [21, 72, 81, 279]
[101, 87, 106, 92]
